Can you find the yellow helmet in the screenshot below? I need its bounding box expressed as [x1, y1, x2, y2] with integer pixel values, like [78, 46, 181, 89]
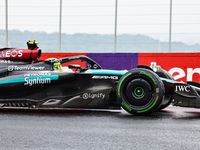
[46, 58, 63, 72]
[53, 62, 63, 72]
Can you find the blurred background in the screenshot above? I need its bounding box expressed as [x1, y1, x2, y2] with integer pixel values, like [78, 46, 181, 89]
[1, 0, 200, 53]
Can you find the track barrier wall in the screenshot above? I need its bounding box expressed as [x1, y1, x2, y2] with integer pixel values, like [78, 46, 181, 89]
[40, 53, 200, 83]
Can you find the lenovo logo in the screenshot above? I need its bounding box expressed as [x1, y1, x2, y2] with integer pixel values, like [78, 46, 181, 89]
[151, 62, 200, 83]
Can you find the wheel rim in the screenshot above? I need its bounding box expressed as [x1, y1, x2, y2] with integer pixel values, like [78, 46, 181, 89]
[134, 87, 144, 97]
[125, 78, 153, 106]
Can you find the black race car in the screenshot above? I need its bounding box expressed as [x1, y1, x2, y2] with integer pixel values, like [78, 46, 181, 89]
[0, 41, 200, 115]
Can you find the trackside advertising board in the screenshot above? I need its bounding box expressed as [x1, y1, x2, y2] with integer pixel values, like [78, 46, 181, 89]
[138, 53, 200, 83]
[40, 53, 200, 83]
[87, 53, 138, 70]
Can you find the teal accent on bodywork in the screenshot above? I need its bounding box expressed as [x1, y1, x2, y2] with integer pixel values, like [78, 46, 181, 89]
[0, 75, 59, 85]
[160, 77, 178, 84]
[85, 69, 127, 75]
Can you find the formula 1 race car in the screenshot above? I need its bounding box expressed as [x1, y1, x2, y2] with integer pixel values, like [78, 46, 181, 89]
[0, 41, 200, 115]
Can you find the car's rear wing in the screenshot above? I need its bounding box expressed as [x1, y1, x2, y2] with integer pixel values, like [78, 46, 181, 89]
[0, 41, 41, 62]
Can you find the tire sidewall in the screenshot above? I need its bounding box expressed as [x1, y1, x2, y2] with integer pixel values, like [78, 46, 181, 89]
[117, 68, 164, 115]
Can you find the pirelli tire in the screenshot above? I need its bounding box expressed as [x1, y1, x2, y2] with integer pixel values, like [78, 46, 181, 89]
[117, 68, 165, 115]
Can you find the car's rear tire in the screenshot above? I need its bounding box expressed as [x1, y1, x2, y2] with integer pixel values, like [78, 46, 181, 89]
[117, 68, 165, 115]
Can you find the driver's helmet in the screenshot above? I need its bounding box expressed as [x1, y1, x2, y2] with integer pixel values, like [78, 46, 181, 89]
[46, 58, 63, 72]
[53, 62, 63, 72]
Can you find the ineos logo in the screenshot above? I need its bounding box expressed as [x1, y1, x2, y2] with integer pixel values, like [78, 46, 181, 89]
[0, 50, 23, 58]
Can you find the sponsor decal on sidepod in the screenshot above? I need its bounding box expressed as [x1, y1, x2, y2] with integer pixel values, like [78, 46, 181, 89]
[0, 75, 59, 86]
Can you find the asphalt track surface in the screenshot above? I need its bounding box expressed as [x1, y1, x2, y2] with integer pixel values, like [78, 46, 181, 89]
[0, 106, 200, 150]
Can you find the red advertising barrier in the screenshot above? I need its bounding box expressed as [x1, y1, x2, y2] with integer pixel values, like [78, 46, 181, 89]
[39, 52, 200, 83]
[39, 53, 86, 67]
[139, 53, 200, 83]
